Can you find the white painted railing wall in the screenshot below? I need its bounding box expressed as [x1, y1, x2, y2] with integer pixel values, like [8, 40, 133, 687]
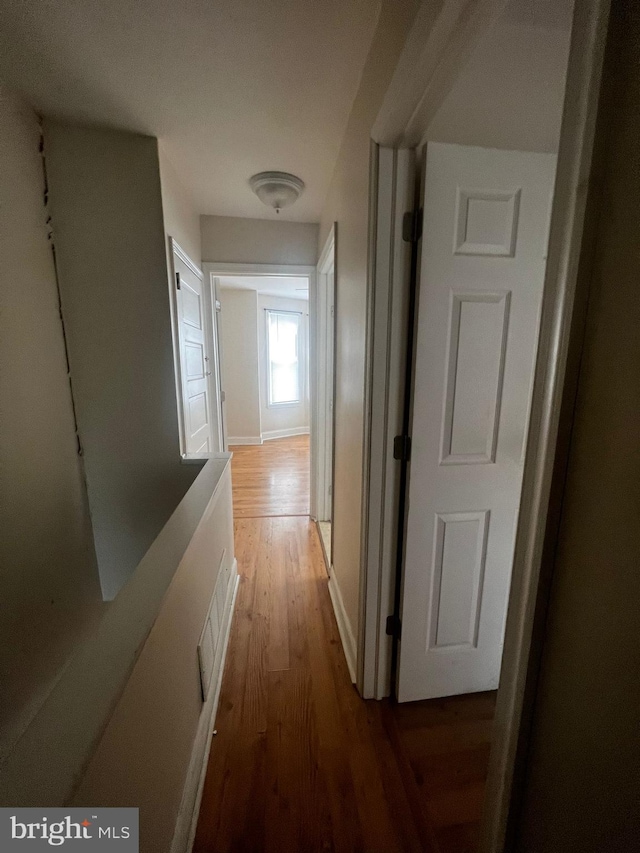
[0, 456, 237, 853]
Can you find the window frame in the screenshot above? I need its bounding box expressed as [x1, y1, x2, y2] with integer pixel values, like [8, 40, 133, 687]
[265, 308, 303, 408]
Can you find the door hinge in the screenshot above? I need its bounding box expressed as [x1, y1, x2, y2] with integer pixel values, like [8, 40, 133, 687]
[393, 434, 411, 462]
[386, 613, 402, 640]
[175, 272, 181, 290]
[402, 208, 423, 243]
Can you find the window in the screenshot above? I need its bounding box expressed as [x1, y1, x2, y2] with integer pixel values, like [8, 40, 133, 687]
[266, 310, 301, 405]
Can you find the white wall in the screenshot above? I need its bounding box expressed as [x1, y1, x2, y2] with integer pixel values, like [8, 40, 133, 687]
[71, 461, 235, 853]
[43, 121, 201, 600]
[515, 12, 640, 848]
[158, 143, 203, 460]
[0, 87, 105, 759]
[159, 143, 202, 266]
[201, 215, 318, 265]
[218, 288, 262, 443]
[258, 294, 310, 439]
[426, 19, 571, 152]
[0, 457, 235, 853]
[0, 91, 240, 851]
[318, 0, 421, 637]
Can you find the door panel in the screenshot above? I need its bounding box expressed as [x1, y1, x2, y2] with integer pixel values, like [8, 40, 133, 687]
[175, 254, 213, 455]
[442, 292, 510, 464]
[398, 142, 556, 702]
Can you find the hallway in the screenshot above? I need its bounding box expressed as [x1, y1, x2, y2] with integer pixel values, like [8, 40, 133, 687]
[194, 439, 495, 852]
[193, 515, 427, 852]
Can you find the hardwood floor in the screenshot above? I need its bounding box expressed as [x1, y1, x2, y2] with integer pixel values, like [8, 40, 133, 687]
[229, 435, 310, 518]
[194, 435, 495, 851]
[194, 517, 427, 853]
[384, 692, 496, 852]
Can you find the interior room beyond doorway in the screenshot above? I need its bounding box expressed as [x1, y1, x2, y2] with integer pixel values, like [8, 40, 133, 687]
[215, 272, 311, 520]
[217, 275, 310, 446]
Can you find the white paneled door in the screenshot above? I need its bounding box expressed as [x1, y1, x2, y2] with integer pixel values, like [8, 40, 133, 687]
[398, 143, 556, 702]
[174, 251, 213, 455]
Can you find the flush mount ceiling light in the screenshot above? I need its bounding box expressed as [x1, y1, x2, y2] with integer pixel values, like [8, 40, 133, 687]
[249, 171, 305, 214]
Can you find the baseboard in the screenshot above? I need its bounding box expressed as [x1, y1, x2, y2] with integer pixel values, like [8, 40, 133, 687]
[262, 427, 310, 441]
[316, 520, 331, 573]
[227, 436, 263, 446]
[327, 574, 357, 684]
[171, 560, 239, 853]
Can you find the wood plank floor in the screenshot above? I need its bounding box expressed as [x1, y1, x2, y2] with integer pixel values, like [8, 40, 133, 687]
[194, 517, 428, 853]
[229, 435, 310, 518]
[194, 437, 495, 851]
[384, 692, 496, 852]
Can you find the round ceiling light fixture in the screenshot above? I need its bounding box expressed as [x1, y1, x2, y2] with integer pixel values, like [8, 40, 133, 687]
[249, 171, 305, 214]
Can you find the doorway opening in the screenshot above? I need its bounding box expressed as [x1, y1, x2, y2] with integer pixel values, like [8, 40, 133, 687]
[184, 261, 321, 528]
[204, 269, 312, 518]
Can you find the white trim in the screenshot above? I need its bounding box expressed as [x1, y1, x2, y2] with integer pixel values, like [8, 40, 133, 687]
[171, 561, 239, 853]
[316, 225, 335, 275]
[327, 574, 357, 684]
[316, 520, 332, 574]
[312, 226, 336, 524]
[358, 147, 415, 700]
[262, 427, 309, 441]
[203, 261, 317, 463]
[210, 277, 229, 452]
[172, 239, 203, 280]
[227, 436, 263, 446]
[202, 276, 225, 454]
[203, 262, 316, 278]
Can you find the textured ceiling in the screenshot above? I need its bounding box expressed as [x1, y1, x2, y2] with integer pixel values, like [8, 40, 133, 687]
[0, 0, 381, 221]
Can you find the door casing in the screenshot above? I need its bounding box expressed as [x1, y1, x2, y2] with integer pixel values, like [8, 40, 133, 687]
[360, 0, 612, 850]
[202, 261, 316, 455]
[314, 226, 336, 528]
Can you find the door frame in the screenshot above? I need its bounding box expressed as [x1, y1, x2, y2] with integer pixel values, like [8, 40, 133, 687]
[169, 238, 218, 457]
[360, 0, 521, 698]
[202, 260, 316, 452]
[359, 0, 612, 849]
[314, 226, 336, 528]
[358, 146, 415, 699]
[203, 275, 226, 453]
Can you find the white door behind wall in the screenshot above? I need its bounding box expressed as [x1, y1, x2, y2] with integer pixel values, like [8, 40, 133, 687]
[398, 143, 556, 702]
[175, 254, 214, 455]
